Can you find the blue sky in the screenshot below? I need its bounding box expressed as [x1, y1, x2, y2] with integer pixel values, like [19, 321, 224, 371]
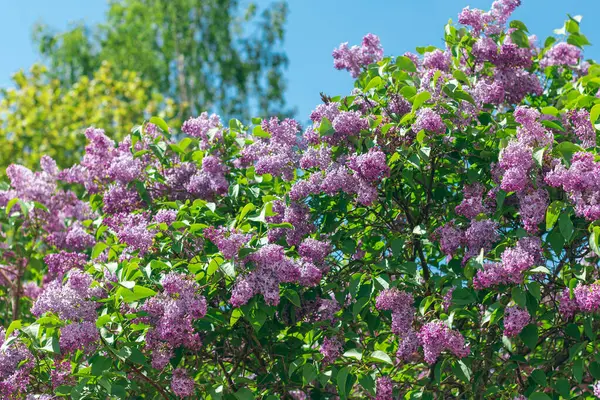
[2, 0, 600, 121]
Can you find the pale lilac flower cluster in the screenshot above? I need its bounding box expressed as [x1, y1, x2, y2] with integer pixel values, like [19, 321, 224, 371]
[170, 368, 195, 398]
[50, 360, 74, 389]
[423, 49, 451, 71]
[181, 112, 222, 149]
[239, 117, 300, 180]
[517, 188, 549, 234]
[103, 185, 142, 214]
[540, 42, 582, 69]
[44, 251, 87, 281]
[514, 106, 553, 148]
[376, 289, 418, 361]
[375, 376, 393, 400]
[419, 321, 470, 364]
[546, 152, 600, 220]
[498, 140, 533, 193]
[204, 226, 251, 259]
[558, 288, 579, 319]
[455, 184, 486, 220]
[32, 270, 102, 354]
[141, 273, 207, 369]
[435, 221, 464, 259]
[267, 201, 314, 246]
[230, 244, 302, 307]
[59, 321, 100, 353]
[104, 212, 155, 255]
[458, 0, 520, 36]
[564, 109, 596, 148]
[503, 306, 530, 337]
[320, 336, 343, 364]
[473, 237, 542, 289]
[298, 238, 331, 265]
[160, 157, 228, 201]
[333, 33, 384, 78]
[412, 108, 446, 135]
[0, 328, 33, 398]
[593, 381, 600, 397]
[463, 219, 499, 262]
[153, 209, 178, 225]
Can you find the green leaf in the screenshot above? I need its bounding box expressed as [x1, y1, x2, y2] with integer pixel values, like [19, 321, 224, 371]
[238, 203, 256, 221]
[230, 309, 243, 326]
[234, 388, 254, 400]
[364, 76, 382, 92]
[590, 226, 600, 257]
[509, 20, 529, 32]
[547, 229, 565, 254]
[529, 393, 552, 400]
[558, 212, 574, 241]
[343, 348, 363, 361]
[532, 147, 545, 168]
[411, 92, 431, 111]
[5, 320, 21, 338]
[319, 117, 334, 136]
[452, 360, 471, 383]
[149, 116, 170, 137]
[510, 30, 530, 48]
[530, 369, 547, 386]
[511, 287, 527, 308]
[519, 324, 538, 349]
[452, 288, 476, 305]
[337, 367, 350, 399]
[91, 242, 109, 259]
[283, 289, 301, 307]
[396, 56, 417, 72]
[573, 359, 584, 383]
[369, 350, 393, 365]
[545, 201, 564, 231]
[591, 104, 600, 125]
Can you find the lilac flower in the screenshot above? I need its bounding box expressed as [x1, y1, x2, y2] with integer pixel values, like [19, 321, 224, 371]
[455, 184, 486, 220]
[104, 212, 155, 255]
[514, 106, 553, 148]
[518, 189, 549, 233]
[347, 148, 390, 182]
[423, 49, 451, 71]
[559, 287, 578, 319]
[435, 221, 464, 259]
[51, 360, 74, 389]
[419, 321, 470, 364]
[593, 381, 600, 397]
[376, 376, 393, 400]
[540, 42, 582, 68]
[298, 238, 331, 264]
[463, 219, 499, 262]
[230, 244, 301, 307]
[376, 288, 415, 337]
[473, 80, 505, 105]
[413, 108, 445, 135]
[564, 109, 596, 148]
[503, 306, 530, 337]
[142, 273, 207, 368]
[0, 328, 33, 398]
[103, 185, 142, 214]
[333, 33, 384, 78]
[44, 251, 87, 281]
[472, 37, 498, 63]
[153, 209, 178, 225]
[320, 336, 343, 364]
[171, 368, 195, 398]
[204, 226, 251, 259]
[59, 321, 99, 353]
[182, 112, 222, 149]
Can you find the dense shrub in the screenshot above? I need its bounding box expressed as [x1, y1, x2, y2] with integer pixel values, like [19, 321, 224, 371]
[2, 0, 600, 398]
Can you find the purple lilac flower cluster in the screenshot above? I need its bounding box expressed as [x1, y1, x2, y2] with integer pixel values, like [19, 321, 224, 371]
[546, 152, 600, 221]
[333, 33, 384, 78]
[141, 273, 207, 370]
[0, 328, 33, 398]
[418, 321, 470, 364]
[204, 226, 251, 259]
[503, 306, 530, 337]
[375, 289, 419, 361]
[375, 376, 394, 400]
[473, 237, 542, 289]
[320, 336, 343, 364]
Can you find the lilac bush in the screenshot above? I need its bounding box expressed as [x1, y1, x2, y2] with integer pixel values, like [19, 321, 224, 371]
[2, 0, 600, 398]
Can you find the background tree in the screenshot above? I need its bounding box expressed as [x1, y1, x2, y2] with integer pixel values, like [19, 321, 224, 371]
[0, 62, 175, 170]
[33, 0, 290, 120]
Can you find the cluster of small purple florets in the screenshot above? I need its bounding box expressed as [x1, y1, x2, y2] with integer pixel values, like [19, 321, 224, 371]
[32, 270, 103, 354]
[204, 226, 251, 259]
[418, 321, 470, 364]
[376, 288, 420, 362]
[473, 237, 542, 289]
[503, 306, 530, 337]
[141, 273, 207, 370]
[435, 218, 499, 264]
[0, 328, 34, 398]
[332, 33, 384, 78]
[559, 283, 600, 319]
